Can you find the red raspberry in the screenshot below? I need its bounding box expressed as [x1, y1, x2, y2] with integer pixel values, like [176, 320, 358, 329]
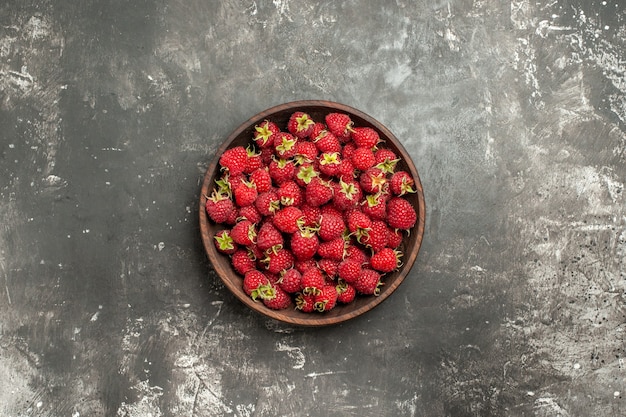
[294, 163, 319, 187]
[345, 244, 369, 265]
[325, 113, 354, 141]
[386, 197, 417, 230]
[351, 147, 376, 171]
[268, 158, 295, 185]
[317, 237, 347, 261]
[242, 270, 271, 300]
[351, 126, 380, 149]
[205, 191, 236, 224]
[374, 148, 399, 173]
[255, 189, 280, 217]
[359, 167, 387, 194]
[361, 220, 389, 252]
[332, 179, 362, 211]
[277, 180, 303, 207]
[273, 132, 298, 159]
[305, 177, 334, 207]
[336, 158, 356, 181]
[278, 268, 302, 293]
[231, 248, 256, 275]
[300, 204, 321, 228]
[294, 140, 318, 164]
[233, 180, 258, 207]
[300, 267, 325, 295]
[318, 213, 346, 242]
[249, 168, 272, 193]
[256, 221, 284, 252]
[354, 269, 382, 295]
[253, 120, 280, 148]
[263, 284, 292, 310]
[294, 258, 317, 274]
[387, 228, 403, 249]
[317, 258, 339, 279]
[290, 228, 320, 261]
[318, 152, 342, 177]
[272, 206, 303, 234]
[295, 292, 316, 313]
[314, 285, 338, 312]
[219, 146, 248, 176]
[362, 193, 387, 221]
[370, 248, 401, 273]
[390, 171, 416, 196]
[244, 145, 263, 174]
[287, 111, 315, 138]
[238, 204, 262, 224]
[213, 230, 237, 255]
[261, 248, 294, 274]
[312, 129, 342, 153]
[230, 219, 256, 246]
[346, 208, 372, 239]
[336, 280, 356, 304]
[337, 259, 362, 284]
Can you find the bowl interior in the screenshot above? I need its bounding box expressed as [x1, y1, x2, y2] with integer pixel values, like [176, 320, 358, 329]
[200, 100, 425, 326]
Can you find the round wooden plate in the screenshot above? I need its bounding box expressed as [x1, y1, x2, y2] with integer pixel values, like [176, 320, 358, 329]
[199, 100, 425, 326]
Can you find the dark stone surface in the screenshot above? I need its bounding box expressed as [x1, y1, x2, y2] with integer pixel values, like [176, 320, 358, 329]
[1, 0, 625, 416]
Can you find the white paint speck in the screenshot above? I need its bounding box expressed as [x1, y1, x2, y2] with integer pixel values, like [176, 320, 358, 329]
[276, 342, 305, 369]
[573, 363, 581, 369]
[384, 62, 413, 88]
[157, 242, 165, 251]
[36, 401, 43, 408]
[90, 311, 100, 322]
[8, 144, 14, 148]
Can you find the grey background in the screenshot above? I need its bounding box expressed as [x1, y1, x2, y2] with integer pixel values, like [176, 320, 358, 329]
[1, 0, 625, 416]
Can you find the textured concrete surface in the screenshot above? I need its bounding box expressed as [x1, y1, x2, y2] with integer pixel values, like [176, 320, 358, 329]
[1, 0, 625, 416]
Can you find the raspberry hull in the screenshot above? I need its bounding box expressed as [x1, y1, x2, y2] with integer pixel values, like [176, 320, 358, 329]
[207, 111, 418, 313]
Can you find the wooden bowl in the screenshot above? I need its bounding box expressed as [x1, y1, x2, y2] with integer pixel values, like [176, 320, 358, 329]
[199, 100, 425, 326]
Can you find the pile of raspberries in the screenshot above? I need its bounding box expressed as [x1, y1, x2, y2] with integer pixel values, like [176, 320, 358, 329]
[205, 110, 418, 313]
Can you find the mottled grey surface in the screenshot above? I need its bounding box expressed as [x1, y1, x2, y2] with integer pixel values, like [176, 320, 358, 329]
[1, 0, 625, 416]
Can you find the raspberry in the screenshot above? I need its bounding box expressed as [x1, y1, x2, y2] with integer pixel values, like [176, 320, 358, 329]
[370, 248, 401, 273]
[351, 127, 380, 149]
[278, 268, 302, 293]
[318, 213, 346, 242]
[386, 197, 417, 230]
[272, 206, 303, 234]
[314, 285, 338, 312]
[287, 111, 315, 138]
[337, 259, 362, 284]
[305, 177, 333, 207]
[390, 171, 416, 196]
[230, 219, 256, 246]
[354, 269, 382, 295]
[351, 146, 376, 171]
[231, 248, 256, 275]
[219, 146, 248, 176]
[263, 284, 292, 310]
[290, 227, 319, 261]
[214, 230, 237, 255]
